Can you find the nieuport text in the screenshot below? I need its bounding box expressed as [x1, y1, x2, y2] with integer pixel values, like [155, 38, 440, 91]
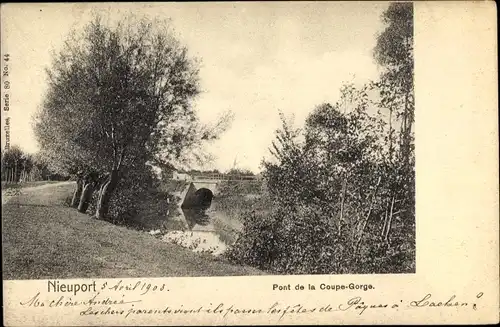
[48, 280, 97, 296]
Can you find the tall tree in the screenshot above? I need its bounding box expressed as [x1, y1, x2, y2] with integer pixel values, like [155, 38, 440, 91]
[34, 14, 227, 219]
[373, 2, 415, 239]
[1, 145, 24, 182]
[373, 2, 414, 166]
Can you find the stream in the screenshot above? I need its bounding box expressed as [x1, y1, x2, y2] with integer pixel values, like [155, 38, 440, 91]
[149, 203, 242, 256]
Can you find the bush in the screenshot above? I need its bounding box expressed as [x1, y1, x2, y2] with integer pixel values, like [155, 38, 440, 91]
[225, 97, 415, 274]
[217, 180, 263, 196]
[226, 197, 414, 274]
[226, 201, 353, 274]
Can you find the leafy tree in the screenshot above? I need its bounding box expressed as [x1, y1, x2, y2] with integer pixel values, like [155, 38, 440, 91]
[373, 2, 414, 166]
[2, 145, 23, 168]
[1, 145, 24, 182]
[228, 2, 415, 274]
[34, 14, 229, 219]
[226, 168, 255, 176]
[373, 2, 415, 238]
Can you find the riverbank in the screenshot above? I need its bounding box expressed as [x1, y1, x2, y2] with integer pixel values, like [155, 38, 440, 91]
[2, 183, 265, 279]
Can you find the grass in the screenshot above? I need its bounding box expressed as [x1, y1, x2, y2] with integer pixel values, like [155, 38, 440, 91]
[2, 183, 265, 280]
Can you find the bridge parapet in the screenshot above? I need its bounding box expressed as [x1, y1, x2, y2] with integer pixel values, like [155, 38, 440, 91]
[191, 174, 258, 181]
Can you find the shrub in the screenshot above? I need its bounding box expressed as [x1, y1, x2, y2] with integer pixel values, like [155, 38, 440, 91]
[227, 196, 414, 274]
[225, 95, 415, 274]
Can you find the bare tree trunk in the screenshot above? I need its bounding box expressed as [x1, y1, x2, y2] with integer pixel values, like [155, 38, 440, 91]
[71, 178, 84, 208]
[95, 178, 107, 216]
[384, 196, 396, 242]
[389, 107, 393, 161]
[381, 199, 389, 237]
[401, 92, 414, 167]
[338, 175, 348, 234]
[95, 169, 119, 220]
[355, 176, 382, 252]
[403, 94, 408, 164]
[78, 182, 95, 213]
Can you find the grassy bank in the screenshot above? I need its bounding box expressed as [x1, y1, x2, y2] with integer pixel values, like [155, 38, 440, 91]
[2, 183, 264, 279]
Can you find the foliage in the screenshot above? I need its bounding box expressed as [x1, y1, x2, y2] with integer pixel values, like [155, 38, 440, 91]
[227, 89, 415, 273]
[35, 14, 202, 173]
[87, 163, 159, 225]
[1, 146, 61, 182]
[226, 2, 415, 274]
[373, 1, 414, 168]
[1, 145, 24, 168]
[217, 180, 263, 197]
[33, 13, 231, 220]
[225, 168, 255, 176]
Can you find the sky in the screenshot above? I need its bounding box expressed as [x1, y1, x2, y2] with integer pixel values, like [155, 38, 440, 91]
[1, 2, 388, 173]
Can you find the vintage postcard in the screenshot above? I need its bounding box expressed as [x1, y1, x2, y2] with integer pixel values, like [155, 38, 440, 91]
[1, 1, 498, 325]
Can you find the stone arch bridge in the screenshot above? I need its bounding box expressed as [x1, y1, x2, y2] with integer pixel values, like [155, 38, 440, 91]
[178, 175, 258, 209]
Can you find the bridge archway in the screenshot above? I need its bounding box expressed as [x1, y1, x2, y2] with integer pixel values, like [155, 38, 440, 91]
[193, 188, 214, 208]
[181, 187, 214, 209]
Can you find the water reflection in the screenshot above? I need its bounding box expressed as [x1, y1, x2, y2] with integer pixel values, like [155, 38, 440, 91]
[161, 230, 228, 256]
[157, 206, 230, 256]
[182, 208, 211, 229]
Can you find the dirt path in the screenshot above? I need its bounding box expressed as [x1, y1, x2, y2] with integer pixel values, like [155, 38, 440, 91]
[2, 183, 263, 280]
[2, 181, 74, 204]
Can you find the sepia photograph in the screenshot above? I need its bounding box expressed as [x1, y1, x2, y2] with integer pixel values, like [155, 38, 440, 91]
[2, 1, 498, 325]
[2, 2, 416, 280]
[3, 1, 412, 279]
